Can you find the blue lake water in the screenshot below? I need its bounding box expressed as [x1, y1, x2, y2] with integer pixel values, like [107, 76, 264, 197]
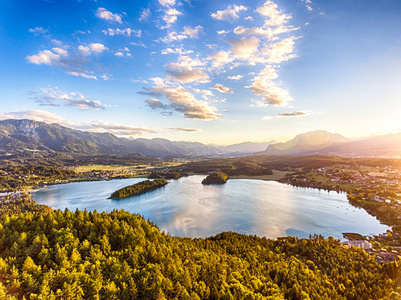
[32, 175, 389, 239]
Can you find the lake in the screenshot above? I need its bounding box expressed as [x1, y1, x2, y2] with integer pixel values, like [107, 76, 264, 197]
[32, 175, 389, 239]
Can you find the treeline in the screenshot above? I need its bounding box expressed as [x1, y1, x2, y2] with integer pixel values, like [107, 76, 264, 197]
[0, 166, 76, 192]
[109, 179, 168, 199]
[0, 195, 51, 218]
[0, 202, 400, 299]
[149, 172, 186, 180]
[183, 155, 401, 175]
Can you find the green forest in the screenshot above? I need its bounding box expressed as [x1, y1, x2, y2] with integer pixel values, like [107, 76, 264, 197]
[202, 172, 229, 184]
[109, 180, 169, 199]
[0, 199, 401, 299]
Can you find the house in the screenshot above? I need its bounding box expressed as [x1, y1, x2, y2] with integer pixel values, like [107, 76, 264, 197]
[343, 240, 372, 250]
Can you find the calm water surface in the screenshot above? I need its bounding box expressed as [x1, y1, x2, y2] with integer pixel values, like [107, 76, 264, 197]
[32, 175, 389, 239]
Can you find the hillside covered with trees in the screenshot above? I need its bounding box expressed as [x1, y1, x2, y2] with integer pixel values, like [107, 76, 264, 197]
[0, 199, 400, 299]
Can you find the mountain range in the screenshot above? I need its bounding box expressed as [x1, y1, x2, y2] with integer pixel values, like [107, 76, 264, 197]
[257, 130, 401, 157]
[0, 119, 274, 158]
[1, 119, 400, 159]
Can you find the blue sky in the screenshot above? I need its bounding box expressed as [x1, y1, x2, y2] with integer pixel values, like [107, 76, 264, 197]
[1, 0, 401, 144]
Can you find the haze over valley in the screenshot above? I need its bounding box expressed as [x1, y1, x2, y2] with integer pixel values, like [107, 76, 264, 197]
[1, 0, 401, 299]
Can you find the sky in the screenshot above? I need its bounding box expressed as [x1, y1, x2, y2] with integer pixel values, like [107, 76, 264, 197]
[1, 0, 401, 145]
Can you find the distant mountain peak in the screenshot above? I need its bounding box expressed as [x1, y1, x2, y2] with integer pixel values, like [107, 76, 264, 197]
[258, 130, 349, 155]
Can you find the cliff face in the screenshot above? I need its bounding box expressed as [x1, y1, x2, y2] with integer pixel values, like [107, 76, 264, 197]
[202, 172, 228, 184]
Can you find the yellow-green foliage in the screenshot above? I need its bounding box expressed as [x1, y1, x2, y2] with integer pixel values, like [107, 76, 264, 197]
[202, 172, 229, 184]
[0, 207, 398, 299]
[109, 179, 168, 199]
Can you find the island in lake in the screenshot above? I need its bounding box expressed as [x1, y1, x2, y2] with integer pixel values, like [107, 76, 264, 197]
[202, 172, 229, 184]
[109, 179, 168, 199]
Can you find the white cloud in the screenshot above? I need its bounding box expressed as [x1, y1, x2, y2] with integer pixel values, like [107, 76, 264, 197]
[27, 43, 108, 80]
[131, 41, 147, 48]
[211, 4, 248, 21]
[31, 87, 105, 110]
[52, 47, 68, 56]
[78, 43, 108, 56]
[233, 25, 298, 39]
[143, 78, 221, 120]
[115, 47, 131, 58]
[227, 75, 243, 80]
[0, 110, 67, 124]
[192, 88, 213, 97]
[249, 65, 291, 106]
[27, 50, 63, 65]
[139, 8, 151, 21]
[212, 84, 233, 93]
[301, 0, 313, 11]
[257, 0, 291, 27]
[217, 30, 230, 35]
[102, 28, 142, 37]
[95, 7, 123, 24]
[228, 37, 260, 59]
[162, 8, 182, 28]
[209, 50, 235, 69]
[245, 16, 253, 21]
[182, 25, 203, 38]
[166, 59, 209, 83]
[159, 26, 203, 43]
[159, 31, 188, 43]
[262, 36, 297, 63]
[28, 27, 48, 36]
[161, 48, 194, 55]
[159, 0, 175, 6]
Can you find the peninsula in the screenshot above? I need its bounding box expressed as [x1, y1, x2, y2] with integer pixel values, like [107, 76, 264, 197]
[109, 179, 168, 199]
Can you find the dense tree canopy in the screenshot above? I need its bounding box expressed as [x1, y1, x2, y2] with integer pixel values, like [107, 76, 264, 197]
[109, 180, 168, 199]
[0, 199, 400, 299]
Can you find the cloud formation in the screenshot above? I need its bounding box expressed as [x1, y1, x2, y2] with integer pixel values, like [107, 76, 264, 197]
[31, 87, 105, 110]
[27, 43, 108, 80]
[228, 37, 260, 59]
[78, 43, 108, 56]
[211, 4, 248, 21]
[161, 8, 182, 29]
[139, 8, 151, 21]
[95, 7, 122, 23]
[227, 75, 243, 80]
[249, 65, 291, 106]
[143, 78, 221, 120]
[28, 27, 49, 36]
[277, 111, 308, 117]
[212, 84, 233, 93]
[0, 110, 67, 124]
[166, 127, 200, 132]
[80, 120, 158, 136]
[102, 28, 142, 37]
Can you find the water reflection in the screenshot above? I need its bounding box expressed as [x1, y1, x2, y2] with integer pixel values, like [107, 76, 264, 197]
[32, 175, 389, 239]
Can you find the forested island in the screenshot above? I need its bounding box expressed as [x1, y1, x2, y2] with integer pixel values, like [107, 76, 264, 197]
[202, 172, 229, 184]
[109, 179, 168, 199]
